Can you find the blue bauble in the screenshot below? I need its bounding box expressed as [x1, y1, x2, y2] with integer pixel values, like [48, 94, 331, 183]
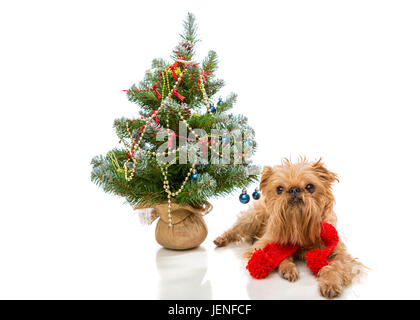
[221, 136, 230, 144]
[210, 105, 217, 113]
[191, 172, 199, 181]
[244, 140, 253, 147]
[239, 193, 250, 204]
[217, 98, 223, 106]
[252, 190, 261, 200]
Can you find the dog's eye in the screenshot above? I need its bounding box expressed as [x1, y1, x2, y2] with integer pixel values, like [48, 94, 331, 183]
[277, 186, 284, 194]
[305, 184, 315, 193]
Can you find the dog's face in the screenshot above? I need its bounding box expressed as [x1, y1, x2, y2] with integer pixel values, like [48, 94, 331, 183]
[260, 158, 338, 245]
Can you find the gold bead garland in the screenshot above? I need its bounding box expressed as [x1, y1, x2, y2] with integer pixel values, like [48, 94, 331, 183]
[122, 59, 226, 227]
[123, 66, 187, 182]
[198, 73, 212, 113]
[176, 106, 224, 158]
[160, 162, 196, 227]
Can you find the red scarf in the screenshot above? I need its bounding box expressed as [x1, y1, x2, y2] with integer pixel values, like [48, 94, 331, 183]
[246, 222, 339, 279]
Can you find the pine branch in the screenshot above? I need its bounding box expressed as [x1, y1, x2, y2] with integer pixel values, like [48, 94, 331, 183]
[202, 50, 218, 74]
[181, 12, 199, 44]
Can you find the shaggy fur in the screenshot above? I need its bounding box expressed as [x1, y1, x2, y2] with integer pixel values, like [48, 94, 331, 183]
[214, 158, 364, 298]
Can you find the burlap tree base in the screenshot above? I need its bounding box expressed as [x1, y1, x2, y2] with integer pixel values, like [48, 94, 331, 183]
[134, 202, 212, 250]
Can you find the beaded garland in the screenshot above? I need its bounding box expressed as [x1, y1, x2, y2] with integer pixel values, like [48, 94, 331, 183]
[121, 58, 226, 227]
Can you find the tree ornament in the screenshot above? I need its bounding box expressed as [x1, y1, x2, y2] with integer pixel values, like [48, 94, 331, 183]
[239, 188, 250, 204]
[217, 97, 223, 106]
[244, 140, 253, 147]
[252, 188, 261, 200]
[108, 151, 124, 173]
[221, 136, 230, 145]
[191, 169, 199, 181]
[174, 67, 182, 76]
[182, 104, 191, 119]
[178, 40, 194, 55]
[210, 104, 217, 113]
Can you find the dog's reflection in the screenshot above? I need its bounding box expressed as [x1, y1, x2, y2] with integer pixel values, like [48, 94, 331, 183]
[155, 246, 212, 299]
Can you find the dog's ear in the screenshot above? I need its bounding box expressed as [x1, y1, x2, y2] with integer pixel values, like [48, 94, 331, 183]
[259, 166, 273, 193]
[312, 159, 339, 184]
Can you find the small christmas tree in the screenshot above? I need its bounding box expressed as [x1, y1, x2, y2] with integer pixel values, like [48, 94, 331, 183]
[91, 13, 259, 249]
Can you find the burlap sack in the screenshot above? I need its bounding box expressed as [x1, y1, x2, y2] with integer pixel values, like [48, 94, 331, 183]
[134, 201, 212, 250]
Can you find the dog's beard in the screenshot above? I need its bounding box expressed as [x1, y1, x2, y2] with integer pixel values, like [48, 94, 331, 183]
[267, 198, 323, 246]
[288, 196, 304, 205]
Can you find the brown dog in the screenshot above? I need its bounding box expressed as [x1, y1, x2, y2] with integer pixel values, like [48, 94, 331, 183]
[214, 158, 364, 298]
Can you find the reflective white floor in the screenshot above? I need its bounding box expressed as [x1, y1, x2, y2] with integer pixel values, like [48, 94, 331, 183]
[0, 190, 411, 299]
[154, 236, 364, 300]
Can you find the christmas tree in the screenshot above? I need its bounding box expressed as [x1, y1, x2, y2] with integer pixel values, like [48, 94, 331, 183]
[91, 13, 259, 229]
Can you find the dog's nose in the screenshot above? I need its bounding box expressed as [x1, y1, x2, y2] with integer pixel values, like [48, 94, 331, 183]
[289, 187, 301, 196]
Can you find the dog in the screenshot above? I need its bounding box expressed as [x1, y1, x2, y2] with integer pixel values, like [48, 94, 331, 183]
[214, 158, 364, 298]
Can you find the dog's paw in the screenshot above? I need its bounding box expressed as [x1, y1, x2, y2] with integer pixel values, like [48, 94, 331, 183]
[213, 236, 227, 247]
[318, 280, 343, 299]
[242, 247, 255, 259]
[318, 267, 344, 298]
[278, 263, 299, 282]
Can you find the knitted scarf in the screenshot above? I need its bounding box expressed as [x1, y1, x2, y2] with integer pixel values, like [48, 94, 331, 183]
[246, 222, 339, 279]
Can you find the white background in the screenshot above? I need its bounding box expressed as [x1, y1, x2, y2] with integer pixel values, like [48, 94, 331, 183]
[1, 0, 419, 299]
